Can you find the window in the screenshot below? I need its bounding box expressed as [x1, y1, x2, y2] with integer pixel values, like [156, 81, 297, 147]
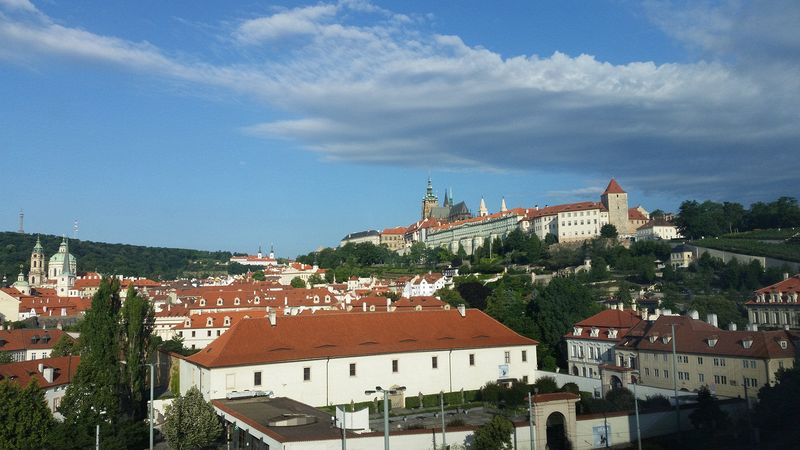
[522, 376, 529, 384]
[469, 354, 475, 366]
[644, 368, 650, 376]
[699, 373, 705, 383]
[522, 350, 527, 362]
[432, 356, 438, 369]
[191, 331, 196, 338]
[303, 367, 311, 381]
[714, 375, 727, 385]
[216, 330, 221, 336]
[207, 330, 211, 337]
[697, 357, 704, 365]
[679, 372, 690, 381]
[654, 369, 660, 377]
[254, 371, 262, 386]
[663, 354, 668, 361]
[350, 363, 356, 377]
[392, 360, 399, 373]
[504, 351, 511, 363]
[713, 358, 726, 367]
[664, 370, 669, 379]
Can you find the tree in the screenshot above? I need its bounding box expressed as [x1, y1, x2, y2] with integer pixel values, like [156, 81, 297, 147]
[251, 271, 265, 281]
[307, 274, 324, 285]
[49, 334, 78, 357]
[605, 387, 634, 411]
[485, 288, 535, 338]
[600, 224, 618, 239]
[544, 233, 558, 245]
[532, 376, 558, 394]
[689, 386, 729, 431]
[164, 386, 223, 450]
[290, 276, 307, 288]
[0, 379, 54, 449]
[456, 279, 492, 310]
[473, 415, 513, 450]
[434, 287, 465, 306]
[120, 285, 155, 422]
[0, 351, 12, 364]
[755, 366, 800, 444]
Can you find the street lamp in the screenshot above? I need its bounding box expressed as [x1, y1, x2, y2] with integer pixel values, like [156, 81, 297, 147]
[633, 378, 642, 450]
[365, 385, 406, 450]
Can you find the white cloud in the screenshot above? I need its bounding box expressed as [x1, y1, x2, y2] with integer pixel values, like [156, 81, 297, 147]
[0, 0, 798, 201]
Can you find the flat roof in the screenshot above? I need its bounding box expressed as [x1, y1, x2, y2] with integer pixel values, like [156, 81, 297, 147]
[213, 396, 344, 443]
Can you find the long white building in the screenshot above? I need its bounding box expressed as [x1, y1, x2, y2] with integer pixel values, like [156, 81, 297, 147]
[179, 308, 538, 406]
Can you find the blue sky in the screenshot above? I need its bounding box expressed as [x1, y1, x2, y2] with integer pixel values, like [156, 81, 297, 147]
[1, 0, 798, 257]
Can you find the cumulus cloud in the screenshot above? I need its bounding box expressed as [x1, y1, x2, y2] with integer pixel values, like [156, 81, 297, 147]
[0, 0, 798, 202]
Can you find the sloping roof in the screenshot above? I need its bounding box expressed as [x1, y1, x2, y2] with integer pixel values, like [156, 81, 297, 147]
[186, 309, 537, 369]
[755, 274, 800, 295]
[0, 356, 80, 388]
[628, 208, 649, 221]
[341, 230, 380, 241]
[381, 226, 407, 235]
[617, 315, 796, 359]
[603, 179, 626, 195]
[0, 329, 71, 352]
[568, 309, 642, 342]
[393, 296, 447, 310]
[174, 311, 263, 329]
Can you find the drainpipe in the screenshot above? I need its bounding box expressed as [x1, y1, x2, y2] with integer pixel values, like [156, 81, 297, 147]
[448, 349, 453, 392]
[326, 357, 331, 405]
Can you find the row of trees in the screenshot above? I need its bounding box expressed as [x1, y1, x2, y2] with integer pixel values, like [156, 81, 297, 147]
[675, 196, 800, 239]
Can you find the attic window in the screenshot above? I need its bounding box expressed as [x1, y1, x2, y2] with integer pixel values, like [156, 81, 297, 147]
[573, 327, 583, 336]
[313, 296, 320, 304]
[199, 299, 206, 306]
[662, 336, 672, 344]
[648, 335, 657, 343]
[707, 337, 718, 348]
[223, 316, 231, 326]
[253, 297, 260, 304]
[324, 295, 331, 303]
[742, 338, 753, 349]
[590, 328, 599, 337]
[234, 298, 241, 306]
[608, 329, 618, 339]
[779, 340, 788, 349]
[415, 305, 422, 311]
[184, 319, 191, 327]
[206, 318, 213, 327]
[216, 298, 223, 306]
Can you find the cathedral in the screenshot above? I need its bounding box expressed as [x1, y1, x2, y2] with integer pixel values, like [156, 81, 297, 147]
[420, 178, 473, 222]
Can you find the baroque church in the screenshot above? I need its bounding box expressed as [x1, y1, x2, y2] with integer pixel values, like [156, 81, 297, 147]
[11, 236, 78, 297]
[420, 178, 473, 222]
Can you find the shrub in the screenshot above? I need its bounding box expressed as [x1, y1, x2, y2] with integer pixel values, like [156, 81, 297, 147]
[560, 382, 580, 394]
[605, 387, 635, 411]
[532, 376, 558, 394]
[641, 394, 671, 410]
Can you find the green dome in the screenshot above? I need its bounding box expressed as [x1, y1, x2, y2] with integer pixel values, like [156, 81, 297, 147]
[49, 252, 76, 265]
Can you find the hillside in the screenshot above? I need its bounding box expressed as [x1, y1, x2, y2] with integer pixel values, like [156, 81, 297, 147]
[0, 232, 233, 281]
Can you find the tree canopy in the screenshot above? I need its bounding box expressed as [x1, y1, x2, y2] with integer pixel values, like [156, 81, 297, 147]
[473, 415, 513, 450]
[163, 386, 223, 450]
[0, 379, 54, 449]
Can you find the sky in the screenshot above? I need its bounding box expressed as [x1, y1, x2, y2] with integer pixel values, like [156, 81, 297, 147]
[1, 0, 799, 257]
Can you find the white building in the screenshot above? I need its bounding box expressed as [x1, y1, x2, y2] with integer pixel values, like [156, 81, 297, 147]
[635, 218, 682, 241]
[0, 328, 72, 362]
[564, 307, 643, 379]
[401, 273, 447, 298]
[0, 356, 80, 416]
[339, 230, 381, 247]
[175, 311, 264, 350]
[179, 308, 538, 406]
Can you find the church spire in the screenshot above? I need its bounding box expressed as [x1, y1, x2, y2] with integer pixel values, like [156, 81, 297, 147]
[443, 189, 451, 208]
[61, 238, 74, 277]
[500, 197, 507, 213]
[479, 197, 488, 217]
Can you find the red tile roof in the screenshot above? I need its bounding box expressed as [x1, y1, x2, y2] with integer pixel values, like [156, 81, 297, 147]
[393, 296, 448, 310]
[618, 315, 796, 359]
[174, 311, 264, 329]
[0, 356, 80, 389]
[603, 178, 626, 195]
[0, 329, 71, 352]
[755, 274, 800, 295]
[381, 226, 407, 235]
[186, 309, 537, 369]
[628, 208, 649, 221]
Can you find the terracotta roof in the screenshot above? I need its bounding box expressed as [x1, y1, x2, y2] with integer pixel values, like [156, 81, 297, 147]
[381, 226, 407, 235]
[628, 208, 649, 221]
[532, 392, 580, 403]
[186, 309, 537, 369]
[0, 356, 80, 389]
[617, 315, 796, 359]
[174, 311, 263, 330]
[603, 178, 626, 195]
[755, 274, 800, 295]
[0, 329, 71, 352]
[524, 202, 606, 220]
[393, 296, 447, 310]
[567, 309, 642, 342]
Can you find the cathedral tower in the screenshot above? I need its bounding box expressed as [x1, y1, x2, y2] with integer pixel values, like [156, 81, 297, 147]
[29, 235, 46, 287]
[56, 238, 75, 297]
[601, 178, 629, 235]
[421, 177, 439, 220]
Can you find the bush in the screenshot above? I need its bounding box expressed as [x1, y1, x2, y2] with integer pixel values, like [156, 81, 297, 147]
[560, 382, 580, 395]
[578, 397, 616, 414]
[641, 394, 671, 410]
[448, 418, 466, 427]
[532, 376, 558, 394]
[605, 387, 635, 411]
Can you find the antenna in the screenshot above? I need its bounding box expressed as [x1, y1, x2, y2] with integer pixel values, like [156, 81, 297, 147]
[18, 209, 24, 234]
[73, 220, 79, 239]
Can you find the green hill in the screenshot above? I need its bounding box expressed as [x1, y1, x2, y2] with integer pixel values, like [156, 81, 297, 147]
[0, 232, 233, 281]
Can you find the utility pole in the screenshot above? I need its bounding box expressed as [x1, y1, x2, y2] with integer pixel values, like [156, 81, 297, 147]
[440, 391, 447, 450]
[528, 390, 537, 450]
[633, 380, 642, 450]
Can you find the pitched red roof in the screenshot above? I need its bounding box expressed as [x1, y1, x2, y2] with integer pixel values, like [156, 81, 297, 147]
[603, 178, 626, 195]
[0, 328, 71, 352]
[755, 274, 800, 295]
[567, 309, 642, 341]
[628, 208, 649, 221]
[174, 311, 263, 329]
[186, 309, 537, 369]
[393, 296, 447, 310]
[381, 226, 407, 235]
[0, 356, 80, 389]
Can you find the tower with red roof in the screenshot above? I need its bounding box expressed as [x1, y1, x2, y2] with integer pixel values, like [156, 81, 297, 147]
[601, 178, 629, 235]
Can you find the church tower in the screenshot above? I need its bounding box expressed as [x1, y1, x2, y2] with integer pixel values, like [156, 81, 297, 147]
[478, 197, 488, 217]
[601, 178, 629, 235]
[57, 239, 75, 297]
[29, 235, 46, 287]
[421, 177, 439, 220]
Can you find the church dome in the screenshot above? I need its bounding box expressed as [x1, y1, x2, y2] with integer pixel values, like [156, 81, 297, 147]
[49, 251, 76, 266]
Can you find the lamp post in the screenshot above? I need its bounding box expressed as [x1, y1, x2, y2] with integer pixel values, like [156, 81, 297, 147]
[529, 388, 538, 450]
[633, 378, 642, 450]
[365, 386, 406, 450]
[440, 391, 447, 450]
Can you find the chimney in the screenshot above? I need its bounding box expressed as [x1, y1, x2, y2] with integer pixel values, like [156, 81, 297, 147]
[785, 324, 791, 331]
[38, 363, 44, 373]
[43, 367, 54, 383]
[728, 323, 737, 331]
[688, 310, 699, 320]
[706, 313, 718, 328]
[386, 298, 391, 312]
[662, 309, 672, 316]
[457, 304, 466, 317]
[268, 310, 277, 327]
[784, 273, 790, 281]
[362, 302, 367, 312]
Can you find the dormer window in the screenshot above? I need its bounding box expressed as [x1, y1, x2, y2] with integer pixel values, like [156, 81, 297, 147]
[648, 335, 658, 343]
[590, 327, 599, 337]
[254, 296, 260, 304]
[184, 319, 191, 327]
[199, 299, 206, 307]
[707, 337, 718, 348]
[415, 305, 423, 311]
[216, 298, 223, 306]
[779, 340, 788, 349]
[573, 327, 583, 336]
[662, 335, 672, 344]
[369, 305, 376, 312]
[313, 296, 320, 304]
[608, 329, 618, 339]
[742, 338, 753, 349]
[206, 318, 213, 327]
[234, 298, 240, 306]
[223, 316, 231, 326]
[324, 295, 331, 303]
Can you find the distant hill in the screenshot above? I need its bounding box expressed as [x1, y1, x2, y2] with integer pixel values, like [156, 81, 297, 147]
[0, 232, 233, 281]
